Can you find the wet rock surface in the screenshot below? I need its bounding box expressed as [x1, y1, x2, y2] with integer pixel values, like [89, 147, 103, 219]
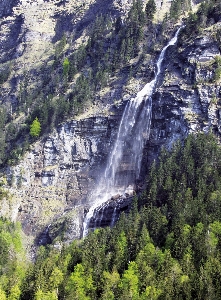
[88, 196, 133, 231]
[0, 0, 220, 253]
[2, 27, 221, 251]
[144, 32, 221, 164]
[4, 115, 121, 245]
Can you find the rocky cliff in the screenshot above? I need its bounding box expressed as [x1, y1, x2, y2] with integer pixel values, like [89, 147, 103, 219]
[0, 0, 167, 113]
[0, 0, 220, 255]
[1, 114, 123, 250]
[147, 29, 221, 162]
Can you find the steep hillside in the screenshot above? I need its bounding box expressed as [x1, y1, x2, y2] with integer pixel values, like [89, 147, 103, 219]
[0, 0, 221, 298]
[0, 0, 220, 255]
[2, 133, 221, 299]
[0, 0, 173, 166]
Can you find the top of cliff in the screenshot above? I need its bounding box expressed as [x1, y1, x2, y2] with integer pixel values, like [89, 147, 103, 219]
[0, 0, 171, 166]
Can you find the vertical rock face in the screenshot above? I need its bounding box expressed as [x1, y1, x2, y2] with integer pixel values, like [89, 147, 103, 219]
[0, 0, 19, 18]
[2, 26, 221, 249]
[88, 196, 133, 231]
[145, 33, 221, 164]
[0, 0, 220, 249]
[3, 115, 121, 244]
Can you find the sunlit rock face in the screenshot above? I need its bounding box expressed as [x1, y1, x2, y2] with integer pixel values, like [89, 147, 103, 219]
[82, 27, 185, 237]
[0, 0, 220, 251]
[85, 28, 220, 236]
[3, 28, 221, 250]
[4, 116, 121, 243]
[146, 32, 221, 163]
[3, 26, 221, 249]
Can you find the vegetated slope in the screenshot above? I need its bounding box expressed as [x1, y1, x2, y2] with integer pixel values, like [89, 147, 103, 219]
[0, 0, 165, 249]
[0, 1, 220, 298]
[0, 0, 157, 167]
[0, 217, 26, 300]
[4, 132, 221, 300]
[0, 0, 220, 255]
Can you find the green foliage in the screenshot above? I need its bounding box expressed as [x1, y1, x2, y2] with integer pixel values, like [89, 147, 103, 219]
[30, 117, 41, 138]
[113, 231, 128, 272]
[8, 284, 21, 300]
[0, 67, 11, 85]
[169, 0, 182, 20]
[65, 264, 94, 300]
[0, 133, 217, 300]
[145, 0, 156, 21]
[184, 0, 220, 36]
[215, 29, 221, 48]
[55, 34, 67, 58]
[215, 55, 221, 66]
[119, 261, 139, 299]
[169, 0, 192, 21]
[35, 290, 58, 300]
[214, 66, 221, 81]
[63, 57, 70, 78]
[0, 108, 6, 165]
[0, 288, 6, 300]
[0, 219, 25, 299]
[101, 269, 120, 299]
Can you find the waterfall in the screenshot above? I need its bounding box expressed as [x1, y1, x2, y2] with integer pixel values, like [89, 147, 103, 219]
[110, 207, 117, 227]
[38, 224, 51, 246]
[83, 26, 183, 237]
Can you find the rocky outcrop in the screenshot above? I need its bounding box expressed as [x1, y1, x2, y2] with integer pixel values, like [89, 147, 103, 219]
[87, 195, 133, 230]
[47, 195, 133, 246]
[0, 0, 220, 255]
[143, 29, 221, 165]
[2, 25, 221, 251]
[2, 115, 121, 247]
[0, 0, 19, 18]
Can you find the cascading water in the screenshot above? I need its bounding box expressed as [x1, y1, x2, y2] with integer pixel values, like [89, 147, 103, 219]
[83, 26, 184, 237]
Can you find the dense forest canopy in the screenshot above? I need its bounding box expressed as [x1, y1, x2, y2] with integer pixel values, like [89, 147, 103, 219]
[1, 133, 221, 299]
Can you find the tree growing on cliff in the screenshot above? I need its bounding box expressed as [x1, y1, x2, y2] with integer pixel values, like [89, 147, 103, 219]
[145, 0, 156, 21]
[30, 117, 41, 138]
[63, 57, 70, 79]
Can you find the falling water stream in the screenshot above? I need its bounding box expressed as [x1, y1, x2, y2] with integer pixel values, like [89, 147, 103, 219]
[83, 26, 184, 237]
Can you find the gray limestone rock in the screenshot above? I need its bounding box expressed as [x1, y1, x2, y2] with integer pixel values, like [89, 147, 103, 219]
[0, 0, 220, 254]
[5, 115, 120, 243]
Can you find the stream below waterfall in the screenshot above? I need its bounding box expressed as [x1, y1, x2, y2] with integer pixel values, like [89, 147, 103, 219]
[83, 26, 184, 237]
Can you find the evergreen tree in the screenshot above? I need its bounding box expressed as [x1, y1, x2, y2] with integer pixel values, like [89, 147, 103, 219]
[30, 117, 41, 138]
[115, 16, 122, 34]
[63, 57, 70, 79]
[145, 0, 156, 20]
[169, 0, 182, 20]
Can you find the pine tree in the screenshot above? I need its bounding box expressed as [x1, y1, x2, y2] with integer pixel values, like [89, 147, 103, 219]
[145, 0, 156, 20]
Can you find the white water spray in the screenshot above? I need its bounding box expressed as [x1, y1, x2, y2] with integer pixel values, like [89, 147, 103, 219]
[83, 27, 183, 237]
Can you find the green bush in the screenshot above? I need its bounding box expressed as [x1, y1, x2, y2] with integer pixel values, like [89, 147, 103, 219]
[214, 66, 221, 81]
[30, 117, 41, 138]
